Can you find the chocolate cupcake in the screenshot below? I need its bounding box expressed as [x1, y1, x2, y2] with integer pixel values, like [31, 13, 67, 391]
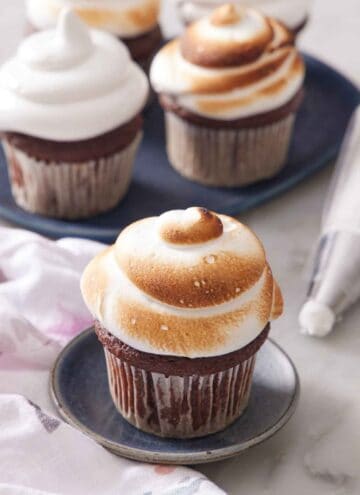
[25, 0, 162, 71]
[81, 207, 283, 438]
[150, 4, 305, 187]
[177, 0, 310, 36]
[0, 10, 148, 219]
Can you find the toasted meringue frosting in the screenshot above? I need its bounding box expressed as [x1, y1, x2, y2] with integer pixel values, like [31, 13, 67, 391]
[26, 0, 160, 38]
[0, 10, 148, 141]
[178, 0, 311, 31]
[81, 207, 283, 358]
[150, 4, 305, 120]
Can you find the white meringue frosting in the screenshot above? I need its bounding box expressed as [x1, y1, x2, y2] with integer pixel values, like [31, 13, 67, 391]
[26, 0, 161, 38]
[150, 4, 305, 121]
[178, 0, 311, 31]
[0, 10, 148, 141]
[81, 208, 283, 358]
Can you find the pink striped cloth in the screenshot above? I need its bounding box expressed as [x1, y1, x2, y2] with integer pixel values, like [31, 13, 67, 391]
[0, 227, 224, 495]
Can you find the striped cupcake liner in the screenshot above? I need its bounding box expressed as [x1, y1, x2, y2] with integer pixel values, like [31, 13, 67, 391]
[164, 112, 296, 187]
[104, 347, 256, 438]
[2, 132, 142, 220]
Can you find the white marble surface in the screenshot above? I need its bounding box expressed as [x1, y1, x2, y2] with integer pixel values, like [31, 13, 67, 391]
[0, 1, 360, 494]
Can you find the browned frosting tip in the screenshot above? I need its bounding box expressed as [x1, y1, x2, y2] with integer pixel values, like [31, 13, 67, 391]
[158, 207, 223, 245]
[210, 4, 241, 26]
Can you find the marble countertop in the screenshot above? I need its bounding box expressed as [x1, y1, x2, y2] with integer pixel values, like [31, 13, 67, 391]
[0, 1, 359, 494]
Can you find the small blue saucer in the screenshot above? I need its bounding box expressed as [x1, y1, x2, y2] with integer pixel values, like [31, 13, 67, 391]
[50, 329, 299, 465]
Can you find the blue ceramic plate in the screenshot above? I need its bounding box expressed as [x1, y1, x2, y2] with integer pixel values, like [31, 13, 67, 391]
[1, 54, 359, 243]
[50, 328, 299, 465]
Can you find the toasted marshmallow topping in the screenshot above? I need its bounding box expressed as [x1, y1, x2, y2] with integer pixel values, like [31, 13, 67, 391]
[181, 6, 275, 67]
[81, 208, 283, 358]
[26, 0, 161, 38]
[177, 0, 310, 32]
[158, 207, 223, 245]
[150, 4, 305, 120]
[210, 3, 242, 25]
[0, 10, 148, 141]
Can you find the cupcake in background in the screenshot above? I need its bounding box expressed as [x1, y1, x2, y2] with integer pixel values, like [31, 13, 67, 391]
[177, 0, 311, 36]
[25, 0, 162, 71]
[81, 207, 283, 438]
[150, 4, 305, 187]
[0, 9, 148, 220]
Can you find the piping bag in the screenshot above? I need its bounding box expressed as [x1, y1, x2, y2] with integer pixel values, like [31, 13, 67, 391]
[299, 104, 360, 337]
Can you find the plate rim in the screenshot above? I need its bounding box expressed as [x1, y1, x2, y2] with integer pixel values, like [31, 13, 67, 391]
[50, 328, 300, 465]
[1, 53, 359, 243]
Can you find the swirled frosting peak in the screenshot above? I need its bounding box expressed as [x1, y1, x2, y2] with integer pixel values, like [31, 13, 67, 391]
[211, 3, 240, 24]
[177, 0, 311, 32]
[81, 208, 283, 358]
[181, 5, 275, 68]
[0, 9, 148, 141]
[150, 4, 305, 120]
[158, 207, 223, 245]
[20, 9, 93, 70]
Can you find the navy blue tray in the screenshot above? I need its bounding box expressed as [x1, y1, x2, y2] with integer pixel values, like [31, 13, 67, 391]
[0, 54, 359, 243]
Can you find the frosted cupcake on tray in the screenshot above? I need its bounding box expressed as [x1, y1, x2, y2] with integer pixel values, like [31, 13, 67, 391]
[25, 0, 162, 71]
[81, 207, 283, 438]
[0, 10, 148, 219]
[150, 4, 305, 187]
[177, 0, 311, 36]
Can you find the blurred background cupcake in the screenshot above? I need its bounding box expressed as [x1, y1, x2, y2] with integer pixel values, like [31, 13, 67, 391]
[150, 4, 305, 187]
[81, 207, 283, 438]
[25, 0, 162, 71]
[0, 10, 148, 219]
[177, 0, 312, 36]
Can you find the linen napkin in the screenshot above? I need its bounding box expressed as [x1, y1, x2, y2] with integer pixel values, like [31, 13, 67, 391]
[0, 227, 224, 495]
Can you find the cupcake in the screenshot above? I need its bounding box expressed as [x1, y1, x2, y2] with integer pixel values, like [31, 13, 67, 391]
[177, 0, 311, 35]
[81, 207, 283, 438]
[25, 0, 162, 71]
[0, 10, 148, 219]
[150, 4, 305, 187]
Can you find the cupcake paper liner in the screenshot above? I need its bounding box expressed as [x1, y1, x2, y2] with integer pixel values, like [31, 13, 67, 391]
[164, 112, 295, 187]
[2, 133, 142, 219]
[104, 347, 256, 438]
